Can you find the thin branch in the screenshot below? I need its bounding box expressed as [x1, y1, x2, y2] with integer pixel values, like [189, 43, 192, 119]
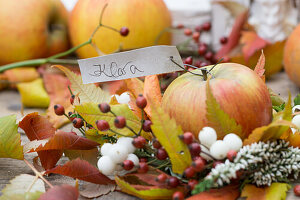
[169, 56, 203, 76]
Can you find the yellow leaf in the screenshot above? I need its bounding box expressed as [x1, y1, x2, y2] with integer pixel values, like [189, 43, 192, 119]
[75, 103, 143, 137]
[241, 183, 290, 200]
[54, 65, 110, 104]
[150, 99, 192, 174]
[206, 77, 244, 139]
[4, 67, 39, 84]
[0, 115, 23, 160]
[115, 176, 176, 200]
[17, 78, 50, 108]
[85, 128, 107, 145]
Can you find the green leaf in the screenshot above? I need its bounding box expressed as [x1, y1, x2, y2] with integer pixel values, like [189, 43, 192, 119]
[150, 100, 192, 174]
[55, 65, 110, 104]
[0, 115, 23, 160]
[268, 88, 285, 107]
[0, 174, 45, 200]
[75, 103, 143, 137]
[205, 77, 245, 139]
[294, 94, 300, 106]
[272, 103, 285, 112]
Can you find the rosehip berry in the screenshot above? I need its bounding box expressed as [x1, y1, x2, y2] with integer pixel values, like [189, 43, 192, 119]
[188, 143, 201, 156]
[184, 56, 193, 65]
[200, 62, 209, 67]
[213, 161, 223, 168]
[179, 132, 194, 144]
[156, 173, 167, 183]
[167, 177, 179, 188]
[172, 191, 184, 200]
[192, 32, 200, 42]
[188, 179, 199, 190]
[184, 166, 195, 178]
[54, 104, 65, 116]
[142, 120, 152, 132]
[192, 157, 206, 172]
[138, 162, 148, 173]
[140, 157, 147, 162]
[176, 24, 184, 29]
[184, 28, 192, 36]
[204, 51, 214, 61]
[202, 22, 211, 31]
[98, 103, 111, 113]
[294, 185, 300, 196]
[122, 160, 134, 171]
[136, 95, 147, 109]
[220, 36, 228, 44]
[132, 136, 147, 148]
[72, 118, 83, 128]
[70, 95, 75, 105]
[114, 116, 126, 128]
[227, 150, 237, 162]
[152, 138, 162, 149]
[156, 148, 168, 160]
[120, 27, 129, 36]
[198, 45, 207, 55]
[96, 120, 110, 131]
[195, 25, 202, 32]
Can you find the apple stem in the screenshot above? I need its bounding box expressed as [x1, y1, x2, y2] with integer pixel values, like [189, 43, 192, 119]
[201, 69, 208, 81]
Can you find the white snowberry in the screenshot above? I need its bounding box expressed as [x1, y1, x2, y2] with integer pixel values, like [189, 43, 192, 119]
[108, 144, 129, 163]
[210, 140, 230, 160]
[97, 156, 116, 176]
[223, 133, 243, 151]
[126, 154, 139, 166]
[200, 144, 213, 161]
[117, 137, 136, 154]
[292, 115, 300, 129]
[198, 127, 217, 148]
[101, 143, 113, 156]
[292, 105, 300, 114]
[117, 92, 131, 104]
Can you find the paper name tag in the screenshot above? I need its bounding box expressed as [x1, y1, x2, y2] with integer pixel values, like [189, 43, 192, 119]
[78, 45, 183, 84]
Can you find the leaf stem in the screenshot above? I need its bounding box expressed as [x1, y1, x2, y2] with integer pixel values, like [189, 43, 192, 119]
[24, 159, 54, 188]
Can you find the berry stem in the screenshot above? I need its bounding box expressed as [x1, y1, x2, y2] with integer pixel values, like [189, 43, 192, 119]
[108, 128, 128, 137]
[138, 110, 145, 135]
[126, 125, 139, 136]
[67, 86, 74, 96]
[78, 128, 86, 136]
[170, 56, 203, 77]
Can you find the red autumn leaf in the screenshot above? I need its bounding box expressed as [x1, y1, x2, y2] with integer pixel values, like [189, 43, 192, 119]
[241, 31, 269, 62]
[254, 51, 266, 78]
[215, 10, 248, 60]
[187, 185, 240, 200]
[19, 112, 62, 170]
[44, 73, 72, 129]
[26, 131, 99, 152]
[143, 75, 162, 118]
[106, 80, 127, 95]
[38, 184, 79, 200]
[45, 158, 115, 185]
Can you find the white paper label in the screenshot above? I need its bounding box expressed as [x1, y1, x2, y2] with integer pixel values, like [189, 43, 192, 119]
[78, 45, 183, 84]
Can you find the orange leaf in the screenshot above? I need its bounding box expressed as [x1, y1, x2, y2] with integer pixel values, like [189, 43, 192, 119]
[215, 10, 248, 59]
[45, 158, 115, 185]
[241, 31, 268, 62]
[39, 184, 79, 200]
[19, 112, 62, 170]
[124, 78, 144, 98]
[254, 51, 265, 78]
[44, 73, 72, 128]
[106, 80, 127, 95]
[143, 75, 162, 118]
[4, 67, 39, 86]
[127, 91, 143, 119]
[187, 185, 240, 200]
[285, 131, 300, 147]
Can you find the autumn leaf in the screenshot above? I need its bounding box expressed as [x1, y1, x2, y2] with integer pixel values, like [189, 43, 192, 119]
[55, 65, 110, 104]
[23, 131, 99, 152]
[38, 185, 78, 200]
[143, 75, 162, 118]
[85, 128, 107, 145]
[17, 78, 50, 108]
[215, 10, 248, 59]
[241, 31, 268, 62]
[124, 78, 144, 98]
[215, 0, 247, 17]
[105, 80, 127, 95]
[75, 103, 143, 137]
[0, 174, 45, 200]
[268, 88, 284, 107]
[4, 67, 39, 86]
[187, 184, 240, 200]
[0, 115, 23, 160]
[127, 91, 143, 119]
[19, 113, 62, 169]
[285, 131, 300, 147]
[45, 158, 114, 185]
[64, 148, 99, 166]
[80, 183, 116, 199]
[44, 73, 72, 128]
[206, 77, 244, 139]
[115, 176, 178, 200]
[150, 98, 192, 174]
[254, 51, 266, 78]
[241, 183, 290, 200]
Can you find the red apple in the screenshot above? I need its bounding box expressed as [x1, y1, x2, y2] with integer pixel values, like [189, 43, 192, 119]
[162, 63, 272, 138]
[0, 0, 69, 65]
[69, 0, 172, 58]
